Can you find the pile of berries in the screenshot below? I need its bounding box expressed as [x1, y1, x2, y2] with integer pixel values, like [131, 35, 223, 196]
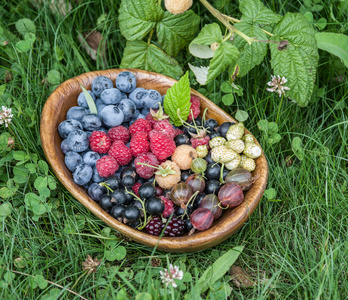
[59, 71, 261, 237]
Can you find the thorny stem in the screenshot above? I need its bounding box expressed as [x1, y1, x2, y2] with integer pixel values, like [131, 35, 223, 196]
[199, 0, 256, 45]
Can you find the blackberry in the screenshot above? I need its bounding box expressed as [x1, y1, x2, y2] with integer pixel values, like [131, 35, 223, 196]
[162, 217, 185, 237]
[145, 216, 164, 236]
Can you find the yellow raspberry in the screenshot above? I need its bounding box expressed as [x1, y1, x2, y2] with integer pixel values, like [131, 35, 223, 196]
[172, 145, 197, 170]
[165, 0, 192, 14]
[155, 161, 181, 189]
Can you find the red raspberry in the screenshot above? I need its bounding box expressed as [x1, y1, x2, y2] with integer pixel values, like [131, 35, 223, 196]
[152, 120, 175, 139]
[129, 119, 151, 137]
[161, 216, 185, 237]
[130, 131, 150, 157]
[150, 132, 176, 161]
[191, 136, 210, 149]
[145, 111, 158, 128]
[134, 152, 159, 179]
[108, 140, 133, 166]
[96, 156, 119, 178]
[174, 128, 184, 137]
[108, 126, 130, 143]
[89, 131, 111, 153]
[160, 196, 174, 218]
[132, 182, 142, 196]
[187, 96, 201, 121]
[145, 216, 164, 236]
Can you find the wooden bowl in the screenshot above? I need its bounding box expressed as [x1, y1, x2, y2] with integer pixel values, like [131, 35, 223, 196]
[40, 69, 268, 253]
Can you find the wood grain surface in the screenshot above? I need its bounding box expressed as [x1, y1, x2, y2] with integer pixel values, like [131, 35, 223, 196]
[40, 69, 268, 253]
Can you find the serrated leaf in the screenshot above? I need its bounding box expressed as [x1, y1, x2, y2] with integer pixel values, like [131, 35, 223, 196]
[189, 44, 215, 58]
[239, 0, 282, 25]
[188, 64, 209, 85]
[191, 23, 223, 45]
[207, 42, 239, 83]
[80, 84, 97, 114]
[270, 13, 319, 107]
[198, 246, 244, 293]
[235, 110, 249, 122]
[315, 32, 348, 68]
[118, 0, 163, 41]
[156, 10, 200, 57]
[163, 72, 191, 126]
[15, 18, 36, 35]
[120, 40, 183, 79]
[232, 22, 267, 77]
[222, 94, 234, 105]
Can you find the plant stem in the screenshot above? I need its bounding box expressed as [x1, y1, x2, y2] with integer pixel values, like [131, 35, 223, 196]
[276, 95, 284, 124]
[199, 0, 256, 45]
[147, 28, 154, 45]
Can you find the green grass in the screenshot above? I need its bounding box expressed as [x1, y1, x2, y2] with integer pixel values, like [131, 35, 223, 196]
[0, 0, 347, 299]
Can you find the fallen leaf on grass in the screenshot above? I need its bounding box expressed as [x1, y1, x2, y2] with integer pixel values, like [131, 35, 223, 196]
[151, 258, 161, 267]
[77, 31, 106, 63]
[82, 255, 102, 275]
[230, 265, 254, 288]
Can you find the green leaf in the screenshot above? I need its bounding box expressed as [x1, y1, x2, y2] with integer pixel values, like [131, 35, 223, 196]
[0, 202, 12, 221]
[34, 275, 48, 289]
[189, 44, 215, 59]
[207, 42, 239, 84]
[156, 10, 200, 57]
[198, 246, 244, 293]
[163, 72, 191, 126]
[270, 13, 319, 107]
[257, 119, 268, 131]
[220, 81, 232, 93]
[222, 94, 234, 105]
[47, 176, 57, 190]
[315, 32, 348, 68]
[24, 193, 41, 208]
[264, 188, 276, 199]
[190, 23, 223, 45]
[239, 0, 282, 25]
[34, 176, 48, 190]
[32, 203, 46, 215]
[120, 40, 183, 80]
[3, 272, 15, 283]
[232, 22, 268, 77]
[118, 0, 164, 41]
[0, 187, 17, 199]
[315, 18, 327, 30]
[46, 70, 60, 85]
[235, 110, 249, 122]
[292, 137, 302, 151]
[188, 64, 209, 85]
[15, 40, 31, 52]
[267, 133, 281, 145]
[37, 160, 49, 175]
[135, 293, 152, 300]
[80, 84, 97, 114]
[267, 122, 279, 134]
[15, 18, 36, 35]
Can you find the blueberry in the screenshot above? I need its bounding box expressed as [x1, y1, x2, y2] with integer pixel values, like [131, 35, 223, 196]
[67, 130, 89, 152]
[61, 139, 70, 154]
[144, 89, 162, 109]
[91, 76, 114, 97]
[129, 88, 147, 109]
[110, 204, 125, 220]
[100, 88, 122, 105]
[115, 71, 136, 93]
[141, 107, 150, 116]
[118, 99, 136, 122]
[122, 206, 141, 224]
[121, 92, 127, 100]
[136, 114, 145, 120]
[100, 105, 124, 127]
[110, 189, 127, 205]
[99, 195, 114, 212]
[66, 106, 88, 122]
[146, 197, 165, 215]
[105, 175, 121, 190]
[73, 163, 93, 186]
[58, 119, 83, 139]
[92, 167, 105, 183]
[83, 151, 100, 167]
[95, 99, 107, 115]
[88, 183, 107, 201]
[77, 90, 96, 108]
[81, 113, 103, 131]
[65, 151, 82, 172]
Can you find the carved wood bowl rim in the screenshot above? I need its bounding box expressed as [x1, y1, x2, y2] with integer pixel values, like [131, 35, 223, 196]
[40, 68, 268, 253]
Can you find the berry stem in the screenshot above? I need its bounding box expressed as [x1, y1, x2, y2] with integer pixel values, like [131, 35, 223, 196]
[125, 188, 148, 230]
[99, 182, 114, 194]
[219, 163, 225, 184]
[180, 191, 199, 220]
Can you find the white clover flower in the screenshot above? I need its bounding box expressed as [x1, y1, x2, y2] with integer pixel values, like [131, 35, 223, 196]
[159, 264, 184, 288]
[0, 106, 13, 127]
[266, 75, 290, 97]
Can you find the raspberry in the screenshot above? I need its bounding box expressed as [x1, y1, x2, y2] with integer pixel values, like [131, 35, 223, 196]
[145, 111, 158, 128]
[187, 96, 200, 121]
[172, 145, 197, 170]
[150, 132, 176, 161]
[162, 216, 185, 237]
[96, 156, 119, 178]
[134, 152, 159, 179]
[89, 131, 111, 153]
[108, 140, 133, 166]
[160, 196, 174, 218]
[129, 119, 151, 137]
[108, 126, 130, 143]
[191, 136, 210, 149]
[152, 120, 175, 139]
[130, 132, 150, 157]
[174, 128, 184, 137]
[155, 161, 181, 190]
[132, 182, 142, 196]
[165, 0, 192, 15]
[145, 216, 164, 236]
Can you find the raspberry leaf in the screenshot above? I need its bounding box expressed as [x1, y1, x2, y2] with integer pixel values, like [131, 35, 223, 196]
[190, 23, 223, 45]
[163, 72, 191, 126]
[230, 22, 267, 77]
[156, 10, 200, 57]
[120, 40, 183, 79]
[269, 13, 319, 107]
[207, 42, 239, 84]
[80, 84, 97, 114]
[118, 0, 164, 41]
[239, 0, 282, 25]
